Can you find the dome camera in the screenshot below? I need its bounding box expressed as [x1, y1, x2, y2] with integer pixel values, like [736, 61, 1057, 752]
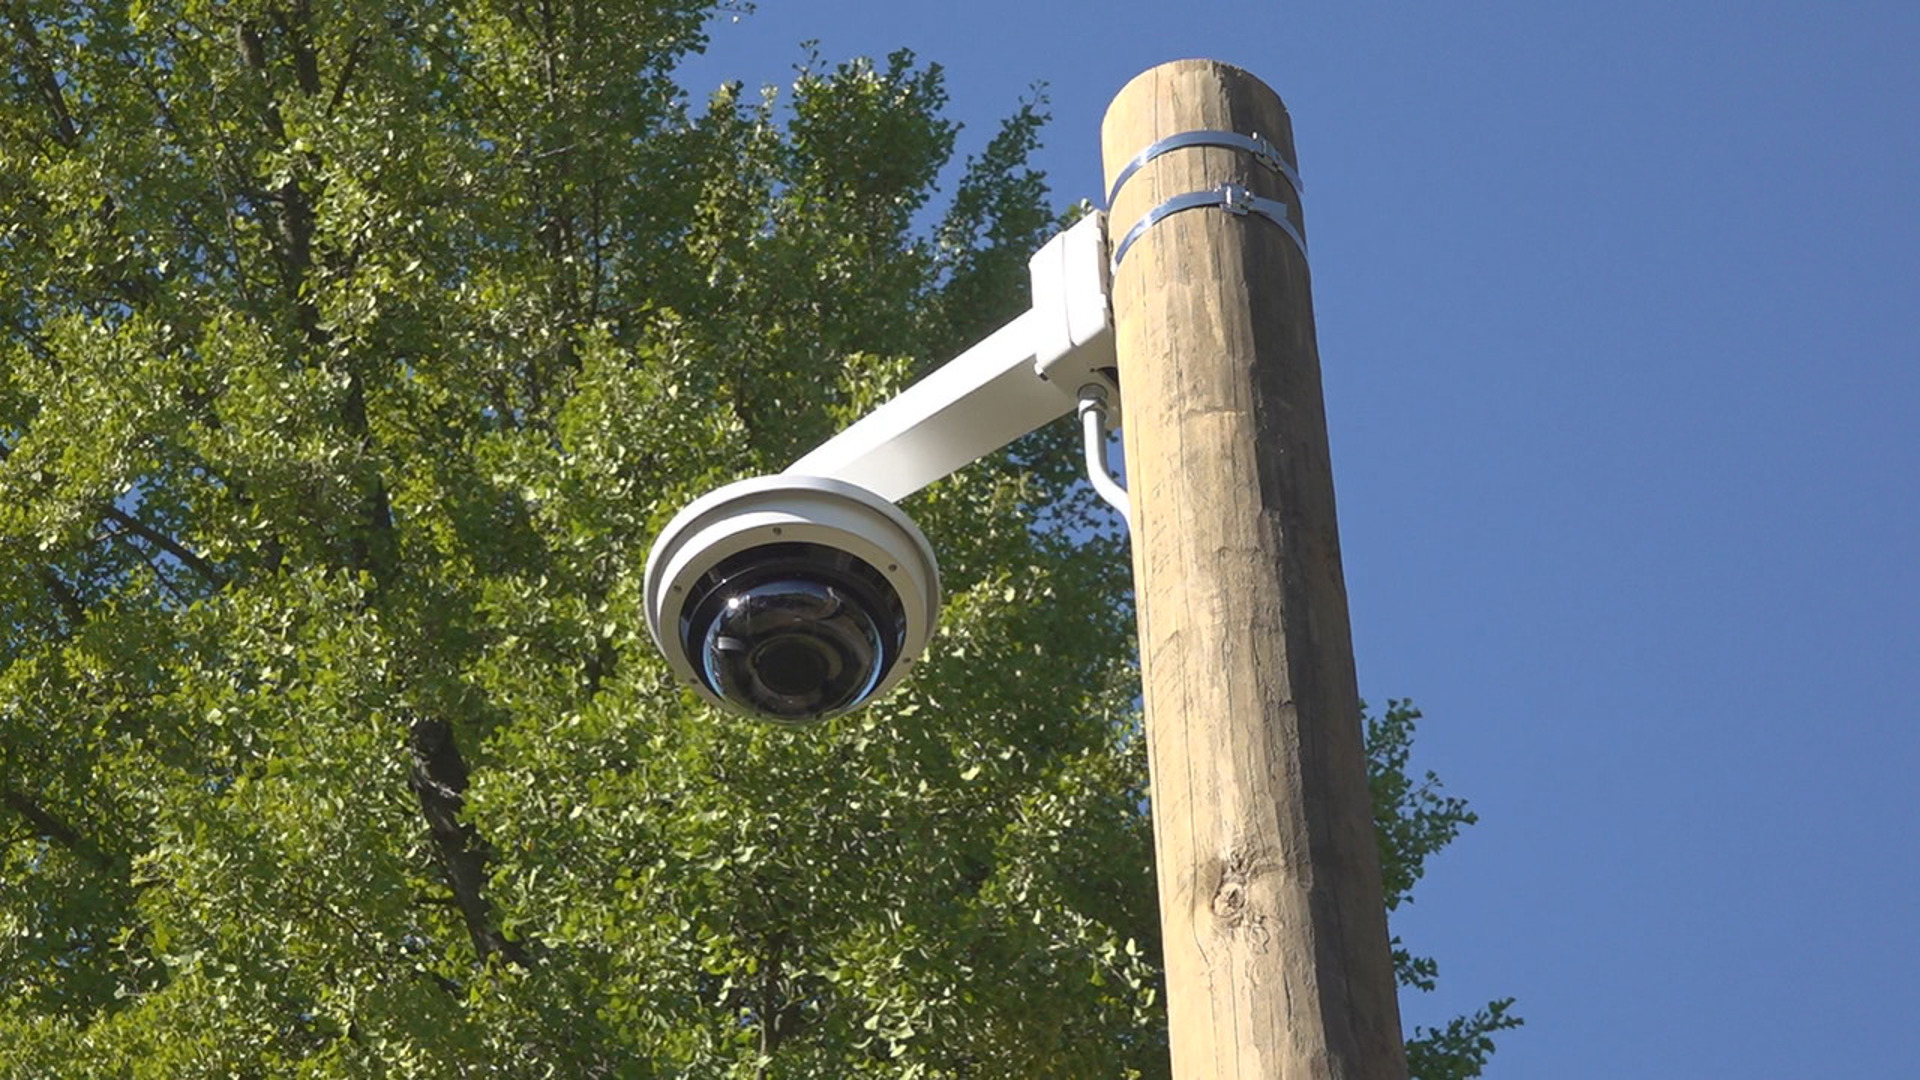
[643, 476, 941, 723]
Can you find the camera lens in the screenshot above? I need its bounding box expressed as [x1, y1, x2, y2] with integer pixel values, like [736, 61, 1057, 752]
[701, 579, 884, 717]
[681, 543, 906, 722]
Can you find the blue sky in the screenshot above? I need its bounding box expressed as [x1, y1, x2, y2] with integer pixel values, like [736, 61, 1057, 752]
[679, 3, 1920, 1075]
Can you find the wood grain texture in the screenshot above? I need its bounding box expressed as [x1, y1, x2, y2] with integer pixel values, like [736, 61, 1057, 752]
[1102, 59, 1407, 1079]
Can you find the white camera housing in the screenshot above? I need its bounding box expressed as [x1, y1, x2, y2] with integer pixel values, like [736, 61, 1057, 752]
[642, 213, 1118, 722]
[643, 476, 940, 723]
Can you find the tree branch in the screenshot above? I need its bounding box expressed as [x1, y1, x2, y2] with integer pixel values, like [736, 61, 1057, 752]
[232, 16, 327, 355]
[34, 565, 86, 627]
[125, 543, 192, 606]
[5, 4, 80, 148]
[2, 312, 51, 360]
[235, 20, 288, 142]
[268, 1, 323, 98]
[406, 715, 529, 967]
[325, 32, 369, 117]
[99, 504, 227, 588]
[1, 790, 120, 872]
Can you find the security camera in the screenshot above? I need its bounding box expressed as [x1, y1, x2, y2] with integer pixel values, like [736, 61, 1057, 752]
[643, 476, 940, 723]
[643, 213, 1126, 722]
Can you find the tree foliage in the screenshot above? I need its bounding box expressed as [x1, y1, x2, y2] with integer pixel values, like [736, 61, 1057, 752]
[1, 2, 1511, 1075]
[1370, 701, 1524, 1078]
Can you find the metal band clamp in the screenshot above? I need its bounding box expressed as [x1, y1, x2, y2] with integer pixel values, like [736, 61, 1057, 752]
[1106, 130, 1303, 208]
[1110, 184, 1307, 274]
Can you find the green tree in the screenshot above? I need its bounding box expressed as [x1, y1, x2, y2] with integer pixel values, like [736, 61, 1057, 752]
[1371, 700, 1524, 1079]
[1, 3, 1512, 1075]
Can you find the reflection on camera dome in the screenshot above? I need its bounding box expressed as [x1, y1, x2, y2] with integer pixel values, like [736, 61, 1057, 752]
[679, 541, 908, 723]
[702, 579, 886, 721]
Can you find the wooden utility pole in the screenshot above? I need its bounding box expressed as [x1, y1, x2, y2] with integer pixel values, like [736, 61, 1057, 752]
[1102, 60, 1408, 1078]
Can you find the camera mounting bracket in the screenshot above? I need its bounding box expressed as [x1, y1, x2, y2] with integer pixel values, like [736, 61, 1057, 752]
[784, 212, 1117, 502]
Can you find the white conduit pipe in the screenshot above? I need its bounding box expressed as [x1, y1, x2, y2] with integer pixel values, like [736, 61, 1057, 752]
[1076, 385, 1130, 528]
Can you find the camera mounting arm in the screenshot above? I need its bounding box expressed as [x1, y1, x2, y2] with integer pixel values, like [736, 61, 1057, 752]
[784, 212, 1119, 502]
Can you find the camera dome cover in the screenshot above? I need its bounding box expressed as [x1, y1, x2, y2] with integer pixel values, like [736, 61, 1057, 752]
[643, 475, 940, 721]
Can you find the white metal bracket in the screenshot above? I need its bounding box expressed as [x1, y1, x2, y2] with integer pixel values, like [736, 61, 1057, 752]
[785, 213, 1118, 501]
[1029, 212, 1120, 419]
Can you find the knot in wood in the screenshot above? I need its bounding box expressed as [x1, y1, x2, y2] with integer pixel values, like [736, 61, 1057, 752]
[1211, 879, 1248, 925]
